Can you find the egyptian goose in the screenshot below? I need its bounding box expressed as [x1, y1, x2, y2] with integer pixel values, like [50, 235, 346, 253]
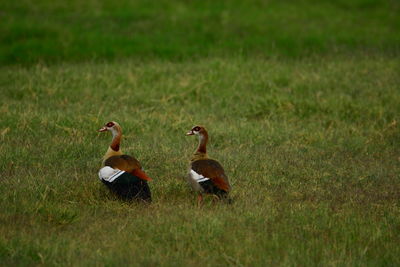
[97, 121, 152, 202]
[186, 126, 231, 205]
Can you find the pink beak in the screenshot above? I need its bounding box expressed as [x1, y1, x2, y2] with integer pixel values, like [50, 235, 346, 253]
[98, 127, 107, 132]
[186, 130, 194, 136]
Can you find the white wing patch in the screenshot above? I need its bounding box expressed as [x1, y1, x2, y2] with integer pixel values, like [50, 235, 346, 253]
[190, 169, 210, 183]
[98, 166, 125, 182]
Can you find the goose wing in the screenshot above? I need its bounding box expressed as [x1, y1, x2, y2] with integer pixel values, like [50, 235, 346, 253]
[105, 155, 152, 181]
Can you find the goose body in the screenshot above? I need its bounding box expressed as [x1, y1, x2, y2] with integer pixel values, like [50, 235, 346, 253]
[98, 166, 151, 202]
[186, 126, 231, 205]
[98, 121, 152, 202]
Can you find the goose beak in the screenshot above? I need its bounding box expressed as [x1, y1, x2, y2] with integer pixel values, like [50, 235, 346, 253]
[186, 130, 194, 136]
[98, 127, 107, 132]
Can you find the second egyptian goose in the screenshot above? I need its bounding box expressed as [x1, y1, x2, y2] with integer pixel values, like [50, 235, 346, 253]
[186, 125, 231, 205]
[98, 121, 152, 202]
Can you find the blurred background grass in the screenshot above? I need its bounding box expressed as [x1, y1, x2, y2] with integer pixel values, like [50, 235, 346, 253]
[1, 0, 399, 65]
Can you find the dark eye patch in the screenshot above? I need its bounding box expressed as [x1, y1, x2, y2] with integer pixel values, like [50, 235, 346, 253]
[193, 126, 201, 131]
[106, 122, 114, 127]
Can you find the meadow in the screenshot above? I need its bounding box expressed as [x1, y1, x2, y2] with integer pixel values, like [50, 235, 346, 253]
[1, 0, 399, 64]
[1, 0, 400, 266]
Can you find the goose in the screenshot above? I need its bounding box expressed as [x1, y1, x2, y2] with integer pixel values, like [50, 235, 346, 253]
[186, 125, 231, 205]
[98, 121, 151, 202]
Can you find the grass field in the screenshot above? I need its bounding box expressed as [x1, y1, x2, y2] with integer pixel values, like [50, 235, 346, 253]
[1, 0, 399, 64]
[1, 0, 400, 266]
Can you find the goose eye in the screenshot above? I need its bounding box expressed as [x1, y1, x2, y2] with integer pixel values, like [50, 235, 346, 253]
[193, 126, 201, 131]
[106, 122, 114, 127]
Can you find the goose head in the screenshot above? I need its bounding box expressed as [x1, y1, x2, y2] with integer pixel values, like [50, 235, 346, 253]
[98, 121, 122, 137]
[186, 125, 207, 136]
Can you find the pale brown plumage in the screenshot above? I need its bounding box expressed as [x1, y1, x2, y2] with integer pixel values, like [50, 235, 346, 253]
[186, 125, 231, 204]
[99, 121, 152, 181]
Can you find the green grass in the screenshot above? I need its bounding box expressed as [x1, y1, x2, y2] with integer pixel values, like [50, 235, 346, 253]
[0, 56, 399, 266]
[1, 0, 400, 265]
[1, 0, 399, 65]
